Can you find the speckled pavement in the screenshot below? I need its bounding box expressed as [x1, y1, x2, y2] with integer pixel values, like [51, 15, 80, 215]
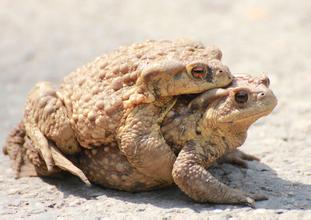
[1, 0, 311, 219]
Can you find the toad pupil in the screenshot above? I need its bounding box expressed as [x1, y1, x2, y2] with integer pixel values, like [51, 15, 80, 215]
[235, 91, 249, 104]
[191, 66, 207, 79]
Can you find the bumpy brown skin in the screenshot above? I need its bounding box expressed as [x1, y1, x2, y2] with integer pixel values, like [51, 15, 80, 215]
[22, 39, 233, 182]
[79, 74, 277, 207]
[4, 74, 277, 207]
[3, 122, 61, 178]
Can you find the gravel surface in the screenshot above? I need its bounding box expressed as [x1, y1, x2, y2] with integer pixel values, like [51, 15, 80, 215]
[1, 0, 311, 219]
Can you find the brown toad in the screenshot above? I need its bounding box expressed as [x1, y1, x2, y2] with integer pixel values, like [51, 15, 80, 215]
[5, 39, 233, 183]
[164, 74, 277, 206]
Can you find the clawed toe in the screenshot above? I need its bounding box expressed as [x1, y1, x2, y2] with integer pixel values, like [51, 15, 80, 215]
[245, 197, 256, 208]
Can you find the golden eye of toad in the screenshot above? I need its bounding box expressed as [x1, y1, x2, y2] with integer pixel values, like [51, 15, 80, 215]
[191, 66, 207, 79]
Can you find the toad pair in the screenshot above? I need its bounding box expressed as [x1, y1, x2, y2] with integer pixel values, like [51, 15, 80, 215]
[3, 39, 277, 207]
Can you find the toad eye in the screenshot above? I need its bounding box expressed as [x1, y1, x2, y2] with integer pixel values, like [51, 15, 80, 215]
[235, 91, 248, 104]
[191, 66, 207, 79]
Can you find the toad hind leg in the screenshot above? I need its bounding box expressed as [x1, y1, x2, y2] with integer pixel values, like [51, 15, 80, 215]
[4, 122, 90, 185]
[24, 82, 80, 170]
[118, 102, 176, 183]
[172, 141, 265, 207]
[49, 142, 91, 185]
[3, 122, 38, 177]
[4, 122, 59, 177]
[24, 125, 54, 171]
[25, 135, 90, 185]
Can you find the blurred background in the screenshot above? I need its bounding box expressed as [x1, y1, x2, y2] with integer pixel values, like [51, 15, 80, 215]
[1, 0, 311, 218]
[1, 0, 310, 129]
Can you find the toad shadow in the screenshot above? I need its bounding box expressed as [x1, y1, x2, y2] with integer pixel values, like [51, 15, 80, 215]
[42, 159, 311, 211]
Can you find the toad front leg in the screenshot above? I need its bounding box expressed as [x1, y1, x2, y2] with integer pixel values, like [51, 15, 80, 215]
[24, 82, 80, 171]
[118, 101, 177, 183]
[172, 141, 266, 207]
